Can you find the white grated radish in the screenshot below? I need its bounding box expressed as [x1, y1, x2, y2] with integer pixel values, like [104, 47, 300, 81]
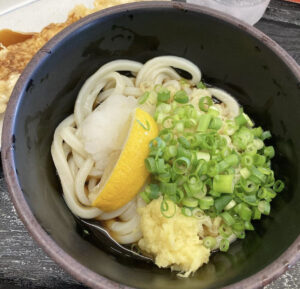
[80, 94, 137, 173]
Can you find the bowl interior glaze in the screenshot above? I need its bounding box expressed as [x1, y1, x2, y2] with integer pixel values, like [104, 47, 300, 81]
[4, 2, 300, 289]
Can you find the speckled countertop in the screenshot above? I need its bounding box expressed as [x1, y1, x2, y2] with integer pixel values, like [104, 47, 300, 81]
[0, 0, 299, 288]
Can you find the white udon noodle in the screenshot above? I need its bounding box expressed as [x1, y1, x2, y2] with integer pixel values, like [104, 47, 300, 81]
[51, 56, 239, 245]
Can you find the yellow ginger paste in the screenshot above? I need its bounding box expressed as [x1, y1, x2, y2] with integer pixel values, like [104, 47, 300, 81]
[138, 198, 210, 277]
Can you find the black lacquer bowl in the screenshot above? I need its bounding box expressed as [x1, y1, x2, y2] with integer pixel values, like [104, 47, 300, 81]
[2, 2, 300, 289]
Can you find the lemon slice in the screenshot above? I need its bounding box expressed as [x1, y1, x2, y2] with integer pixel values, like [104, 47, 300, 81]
[91, 108, 158, 212]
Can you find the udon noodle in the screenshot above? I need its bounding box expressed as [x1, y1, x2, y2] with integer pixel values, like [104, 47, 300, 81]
[52, 56, 254, 277]
[52, 56, 240, 244]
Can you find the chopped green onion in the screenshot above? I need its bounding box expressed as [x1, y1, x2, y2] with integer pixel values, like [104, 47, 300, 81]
[160, 130, 173, 143]
[188, 174, 200, 184]
[253, 208, 262, 220]
[155, 158, 166, 174]
[197, 81, 206, 89]
[193, 191, 206, 200]
[197, 114, 212, 132]
[221, 147, 231, 158]
[180, 78, 188, 86]
[136, 119, 150, 131]
[175, 175, 188, 186]
[242, 194, 259, 206]
[241, 154, 253, 167]
[188, 183, 204, 196]
[245, 143, 257, 155]
[257, 187, 276, 200]
[203, 236, 216, 249]
[240, 178, 258, 194]
[162, 116, 175, 129]
[156, 172, 171, 183]
[201, 134, 216, 150]
[192, 208, 203, 218]
[209, 190, 221, 198]
[214, 195, 233, 213]
[177, 145, 192, 159]
[160, 183, 177, 195]
[244, 113, 254, 127]
[175, 121, 185, 133]
[219, 224, 232, 238]
[199, 197, 214, 210]
[258, 200, 271, 215]
[207, 160, 219, 177]
[224, 200, 236, 211]
[185, 118, 198, 128]
[273, 180, 284, 192]
[199, 96, 213, 112]
[235, 113, 248, 126]
[183, 183, 192, 197]
[138, 91, 150, 104]
[237, 203, 252, 221]
[140, 191, 151, 203]
[160, 199, 176, 218]
[223, 120, 239, 135]
[220, 238, 230, 252]
[232, 127, 254, 150]
[232, 220, 245, 232]
[250, 166, 267, 183]
[195, 159, 208, 175]
[155, 112, 165, 124]
[156, 102, 171, 113]
[149, 184, 160, 199]
[178, 136, 191, 149]
[196, 151, 210, 162]
[235, 231, 246, 239]
[240, 167, 250, 179]
[142, 84, 283, 250]
[209, 117, 223, 130]
[265, 171, 275, 187]
[213, 175, 234, 194]
[157, 89, 171, 102]
[208, 107, 220, 117]
[258, 167, 272, 176]
[150, 137, 166, 151]
[248, 175, 261, 185]
[181, 207, 192, 217]
[182, 197, 198, 208]
[217, 161, 228, 173]
[176, 189, 184, 203]
[245, 221, 254, 231]
[253, 154, 266, 166]
[145, 157, 156, 173]
[221, 212, 235, 226]
[174, 90, 189, 104]
[261, 130, 272, 140]
[163, 145, 177, 161]
[252, 127, 263, 138]
[174, 107, 185, 118]
[253, 139, 264, 150]
[225, 154, 239, 167]
[264, 146, 275, 158]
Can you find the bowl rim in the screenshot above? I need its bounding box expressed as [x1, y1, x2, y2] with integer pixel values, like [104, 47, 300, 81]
[2, 1, 300, 289]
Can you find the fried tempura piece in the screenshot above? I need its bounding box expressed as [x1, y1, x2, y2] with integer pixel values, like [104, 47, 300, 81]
[0, 0, 156, 113]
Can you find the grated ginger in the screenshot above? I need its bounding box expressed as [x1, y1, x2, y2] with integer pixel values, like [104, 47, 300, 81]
[138, 198, 210, 277]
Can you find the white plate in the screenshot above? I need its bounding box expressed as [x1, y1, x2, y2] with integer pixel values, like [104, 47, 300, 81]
[0, 0, 95, 32]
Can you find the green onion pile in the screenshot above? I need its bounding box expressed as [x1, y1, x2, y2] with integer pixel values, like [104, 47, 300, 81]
[139, 82, 284, 252]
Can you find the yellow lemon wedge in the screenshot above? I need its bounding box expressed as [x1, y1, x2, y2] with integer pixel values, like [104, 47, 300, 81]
[91, 108, 158, 212]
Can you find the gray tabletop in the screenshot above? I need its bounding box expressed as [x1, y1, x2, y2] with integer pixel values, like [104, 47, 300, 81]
[0, 0, 300, 288]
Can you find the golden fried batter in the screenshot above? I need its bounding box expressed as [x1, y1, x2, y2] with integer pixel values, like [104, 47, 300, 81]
[0, 0, 155, 113]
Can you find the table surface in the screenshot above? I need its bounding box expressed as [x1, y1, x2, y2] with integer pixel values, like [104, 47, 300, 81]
[0, 0, 300, 288]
